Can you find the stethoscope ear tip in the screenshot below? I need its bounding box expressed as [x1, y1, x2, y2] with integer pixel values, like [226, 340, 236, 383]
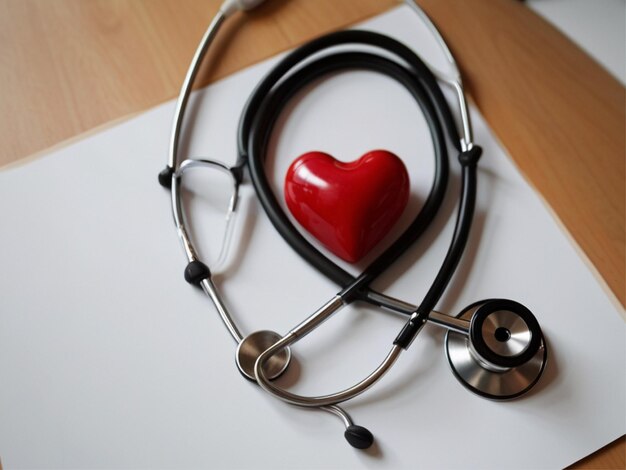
[158, 165, 174, 189]
[344, 425, 374, 449]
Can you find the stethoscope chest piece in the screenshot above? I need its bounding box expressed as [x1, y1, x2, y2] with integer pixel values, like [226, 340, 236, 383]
[236, 330, 292, 381]
[445, 299, 547, 400]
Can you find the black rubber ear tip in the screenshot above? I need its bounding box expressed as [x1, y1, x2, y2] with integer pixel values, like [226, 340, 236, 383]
[344, 425, 374, 449]
[184, 260, 211, 286]
[158, 165, 174, 189]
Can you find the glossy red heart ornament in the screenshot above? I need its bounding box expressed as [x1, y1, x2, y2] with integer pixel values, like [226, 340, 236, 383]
[284, 150, 410, 263]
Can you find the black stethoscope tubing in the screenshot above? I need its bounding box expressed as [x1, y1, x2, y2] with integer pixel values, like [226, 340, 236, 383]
[237, 30, 481, 348]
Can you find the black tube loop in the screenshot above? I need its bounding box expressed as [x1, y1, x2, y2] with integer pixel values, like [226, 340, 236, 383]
[237, 30, 478, 349]
[248, 51, 449, 296]
[394, 153, 480, 348]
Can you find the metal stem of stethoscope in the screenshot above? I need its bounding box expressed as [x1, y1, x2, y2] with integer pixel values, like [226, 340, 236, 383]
[165, 13, 226, 175]
[250, 267, 472, 408]
[253, 296, 405, 408]
[402, 0, 473, 152]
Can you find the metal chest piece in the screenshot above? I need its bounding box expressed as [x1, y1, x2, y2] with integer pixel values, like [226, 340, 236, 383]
[445, 299, 548, 400]
[236, 330, 291, 381]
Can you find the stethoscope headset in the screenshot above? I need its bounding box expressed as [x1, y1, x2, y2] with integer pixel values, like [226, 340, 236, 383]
[158, 0, 548, 449]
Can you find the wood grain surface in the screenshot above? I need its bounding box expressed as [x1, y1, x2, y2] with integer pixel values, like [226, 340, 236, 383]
[419, 0, 625, 310]
[0, 0, 623, 468]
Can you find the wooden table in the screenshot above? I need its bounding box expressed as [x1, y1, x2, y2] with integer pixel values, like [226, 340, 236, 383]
[1, 0, 623, 467]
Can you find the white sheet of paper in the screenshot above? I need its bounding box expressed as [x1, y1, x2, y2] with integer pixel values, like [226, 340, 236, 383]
[0, 6, 624, 469]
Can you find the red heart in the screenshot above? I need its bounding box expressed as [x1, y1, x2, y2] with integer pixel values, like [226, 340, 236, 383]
[284, 150, 410, 263]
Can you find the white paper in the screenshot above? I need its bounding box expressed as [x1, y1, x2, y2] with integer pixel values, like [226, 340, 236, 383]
[0, 6, 624, 469]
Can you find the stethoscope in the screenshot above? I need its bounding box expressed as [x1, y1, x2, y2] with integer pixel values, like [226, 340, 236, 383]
[158, 0, 548, 449]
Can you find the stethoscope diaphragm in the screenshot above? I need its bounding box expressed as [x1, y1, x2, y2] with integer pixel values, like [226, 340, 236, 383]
[236, 330, 292, 381]
[445, 299, 547, 400]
